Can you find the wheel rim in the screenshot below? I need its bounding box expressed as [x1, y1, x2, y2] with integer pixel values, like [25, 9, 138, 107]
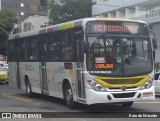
[66, 88, 72, 104]
[26, 83, 30, 94]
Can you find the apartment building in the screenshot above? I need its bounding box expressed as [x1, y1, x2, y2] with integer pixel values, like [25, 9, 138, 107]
[92, 0, 160, 63]
[0, 0, 47, 21]
[0, 0, 48, 33]
[22, 15, 49, 32]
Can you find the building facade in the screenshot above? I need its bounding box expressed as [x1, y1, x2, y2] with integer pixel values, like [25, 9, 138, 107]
[21, 15, 49, 32]
[92, 0, 160, 63]
[0, 0, 47, 21]
[0, 0, 48, 33]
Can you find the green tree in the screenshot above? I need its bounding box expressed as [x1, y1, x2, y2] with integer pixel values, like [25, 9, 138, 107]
[0, 10, 18, 55]
[48, 0, 92, 24]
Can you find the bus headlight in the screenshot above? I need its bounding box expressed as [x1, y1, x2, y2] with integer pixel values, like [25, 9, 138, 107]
[140, 79, 154, 90]
[87, 80, 106, 92]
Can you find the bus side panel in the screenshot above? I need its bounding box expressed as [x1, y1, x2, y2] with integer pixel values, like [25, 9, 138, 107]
[47, 62, 66, 98]
[46, 62, 76, 99]
[8, 62, 17, 87]
[23, 62, 41, 94]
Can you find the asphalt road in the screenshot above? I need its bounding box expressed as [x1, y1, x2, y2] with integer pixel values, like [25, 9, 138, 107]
[0, 83, 160, 121]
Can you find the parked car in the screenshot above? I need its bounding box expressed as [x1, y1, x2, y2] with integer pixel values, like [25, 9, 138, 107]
[2, 64, 8, 71]
[154, 71, 160, 95]
[0, 65, 9, 84]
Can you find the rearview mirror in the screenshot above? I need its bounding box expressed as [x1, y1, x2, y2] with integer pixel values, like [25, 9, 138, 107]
[84, 41, 89, 53]
[150, 31, 157, 49]
[152, 38, 157, 49]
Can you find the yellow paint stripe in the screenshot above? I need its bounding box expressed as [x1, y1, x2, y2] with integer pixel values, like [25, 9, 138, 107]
[2, 94, 40, 105]
[96, 18, 141, 23]
[95, 75, 149, 88]
[13, 97, 28, 100]
[17, 99, 33, 102]
[59, 22, 73, 30]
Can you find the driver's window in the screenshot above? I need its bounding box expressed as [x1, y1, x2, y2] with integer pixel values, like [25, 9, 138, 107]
[135, 39, 149, 60]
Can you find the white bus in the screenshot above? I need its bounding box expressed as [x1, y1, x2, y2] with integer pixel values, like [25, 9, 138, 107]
[8, 18, 155, 108]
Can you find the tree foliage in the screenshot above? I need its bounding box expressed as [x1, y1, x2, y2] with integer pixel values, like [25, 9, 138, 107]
[0, 10, 17, 39]
[0, 10, 18, 55]
[48, 0, 92, 24]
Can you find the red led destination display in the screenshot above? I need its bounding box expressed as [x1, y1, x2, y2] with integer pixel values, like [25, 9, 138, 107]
[93, 24, 138, 33]
[86, 21, 149, 35]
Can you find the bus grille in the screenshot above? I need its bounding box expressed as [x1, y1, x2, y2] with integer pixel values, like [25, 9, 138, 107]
[112, 92, 136, 98]
[101, 78, 143, 85]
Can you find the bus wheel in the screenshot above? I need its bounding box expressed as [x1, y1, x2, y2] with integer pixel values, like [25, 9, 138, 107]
[25, 78, 33, 97]
[64, 83, 76, 109]
[121, 101, 133, 107]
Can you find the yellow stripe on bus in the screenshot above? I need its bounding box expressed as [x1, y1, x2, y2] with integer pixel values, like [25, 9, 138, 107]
[94, 75, 149, 88]
[96, 18, 141, 23]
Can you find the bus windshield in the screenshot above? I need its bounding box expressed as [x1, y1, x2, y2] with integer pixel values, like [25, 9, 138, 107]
[86, 21, 153, 76]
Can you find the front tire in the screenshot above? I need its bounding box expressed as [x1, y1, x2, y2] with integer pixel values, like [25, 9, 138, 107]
[25, 78, 33, 97]
[64, 83, 76, 109]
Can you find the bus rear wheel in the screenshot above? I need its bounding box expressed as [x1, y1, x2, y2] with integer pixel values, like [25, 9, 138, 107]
[64, 83, 76, 109]
[121, 101, 133, 107]
[25, 78, 33, 97]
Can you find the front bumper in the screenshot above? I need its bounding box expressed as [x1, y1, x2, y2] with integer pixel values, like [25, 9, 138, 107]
[85, 86, 155, 105]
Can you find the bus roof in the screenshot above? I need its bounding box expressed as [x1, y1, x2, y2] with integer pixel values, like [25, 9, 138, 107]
[8, 17, 146, 40]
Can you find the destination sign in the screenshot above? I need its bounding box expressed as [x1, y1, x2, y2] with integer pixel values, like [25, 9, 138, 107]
[93, 24, 138, 33]
[86, 21, 149, 35]
[95, 63, 114, 69]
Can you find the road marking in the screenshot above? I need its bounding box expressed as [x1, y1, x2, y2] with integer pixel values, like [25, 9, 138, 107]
[135, 101, 160, 104]
[2, 93, 40, 105]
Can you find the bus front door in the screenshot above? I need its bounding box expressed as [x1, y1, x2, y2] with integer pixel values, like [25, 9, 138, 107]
[76, 37, 85, 100]
[39, 39, 48, 95]
[15, 39, 21, 88]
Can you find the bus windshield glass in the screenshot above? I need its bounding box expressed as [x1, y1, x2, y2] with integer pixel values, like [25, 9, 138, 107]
[86, 21, 152, 76]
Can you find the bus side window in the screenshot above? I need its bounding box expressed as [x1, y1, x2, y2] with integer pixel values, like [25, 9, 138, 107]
[60, 30, 73, 61]
[48, 32, 60, 60]
[25, 37, 38, 60]
[62, 46, 72, 60]
[30, 38, 38, 60]
[25, 39, 30, 60]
